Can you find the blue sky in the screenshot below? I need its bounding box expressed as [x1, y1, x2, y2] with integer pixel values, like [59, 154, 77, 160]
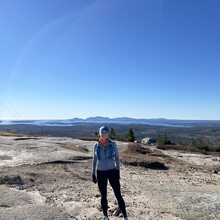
[1, 0, 220, 120]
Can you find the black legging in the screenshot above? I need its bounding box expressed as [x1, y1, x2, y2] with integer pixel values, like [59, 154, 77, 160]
[97, 169, 127, 217]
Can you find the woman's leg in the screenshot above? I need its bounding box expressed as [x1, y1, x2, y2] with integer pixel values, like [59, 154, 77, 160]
[108, 170, 127, 217]
[97, 170, 108, 216]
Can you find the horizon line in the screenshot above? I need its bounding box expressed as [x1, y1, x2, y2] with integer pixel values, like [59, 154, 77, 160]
[1, 117, 220, 121]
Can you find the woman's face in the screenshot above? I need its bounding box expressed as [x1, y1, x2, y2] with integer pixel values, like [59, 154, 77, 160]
[101, 130, 108, 140]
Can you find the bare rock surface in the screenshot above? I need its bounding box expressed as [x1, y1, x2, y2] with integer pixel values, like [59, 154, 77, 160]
[0, 134, 220, 220]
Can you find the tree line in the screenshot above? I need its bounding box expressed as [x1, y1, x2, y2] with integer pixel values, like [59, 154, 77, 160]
[96, 128, 135, 142]
[95, 128, 220, 152]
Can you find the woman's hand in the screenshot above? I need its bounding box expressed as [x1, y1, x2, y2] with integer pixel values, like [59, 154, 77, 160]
[114, 169, 120, 179]
[92, 173, 97, 184]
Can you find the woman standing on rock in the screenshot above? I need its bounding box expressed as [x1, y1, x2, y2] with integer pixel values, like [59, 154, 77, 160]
[92, 126, 128, 220]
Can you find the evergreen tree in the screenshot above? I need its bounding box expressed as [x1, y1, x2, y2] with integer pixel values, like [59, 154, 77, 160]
[94, 131, 99, 137]
[127, 128, 135, 142]
[191, 138, 197, 147]
[157, 133, 172, 145]
[109, 128, 117, 140]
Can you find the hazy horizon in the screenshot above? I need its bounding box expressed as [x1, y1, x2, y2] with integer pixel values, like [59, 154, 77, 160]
[1, 116, 220, 122]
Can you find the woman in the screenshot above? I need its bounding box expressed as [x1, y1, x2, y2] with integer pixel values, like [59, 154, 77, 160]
[92, 126, 128, 220]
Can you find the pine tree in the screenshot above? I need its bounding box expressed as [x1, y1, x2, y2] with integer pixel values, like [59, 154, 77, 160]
[109, 128, 117, 140]
[127, 128, 135, 142]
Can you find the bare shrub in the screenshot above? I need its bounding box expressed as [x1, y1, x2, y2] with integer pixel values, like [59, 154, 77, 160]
[125, 143, 152, 154]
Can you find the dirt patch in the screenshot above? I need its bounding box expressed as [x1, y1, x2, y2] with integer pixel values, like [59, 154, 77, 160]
[0, 131, 47, 137]
[120, 143, 187, 170]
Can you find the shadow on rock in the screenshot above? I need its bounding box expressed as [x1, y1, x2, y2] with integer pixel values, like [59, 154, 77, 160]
[0, 175, 24, 186]
[123, 161, 169, 170]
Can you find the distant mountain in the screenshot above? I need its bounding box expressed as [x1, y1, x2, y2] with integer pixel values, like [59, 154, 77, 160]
[68, 117, 220, 127]
[69, 116, 186, 126]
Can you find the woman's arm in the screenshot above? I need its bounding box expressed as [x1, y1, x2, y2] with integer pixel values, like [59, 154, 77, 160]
[92, 143, 97, 174]
[113, 142, 120, 170]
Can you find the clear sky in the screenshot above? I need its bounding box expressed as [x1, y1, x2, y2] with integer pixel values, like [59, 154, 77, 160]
[1, 0, 220, 120]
